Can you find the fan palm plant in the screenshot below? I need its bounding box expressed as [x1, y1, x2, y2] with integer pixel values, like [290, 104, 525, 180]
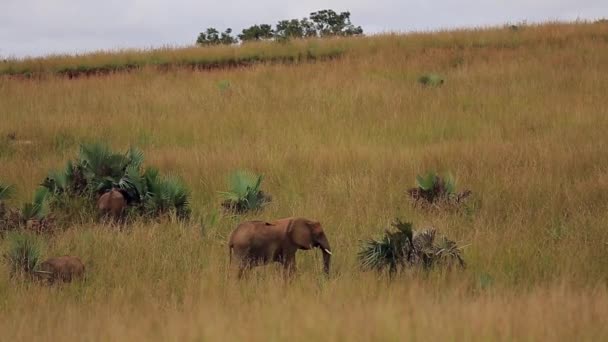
[21, 187, 50, 221]
[358, 219, 414, 274]
[408, 171, 471, 208]
[143, 168, 191, 219]
[358, 219, 466, 275]
[219, 170, 271, 213]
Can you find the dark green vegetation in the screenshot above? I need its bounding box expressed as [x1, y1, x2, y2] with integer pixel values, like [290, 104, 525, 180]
[418, 74, 445, 86]
[408, 171, 472, 209]
[1, 143, 192, 234]
[358, 219, 465, 274]
[42, 142, 191, 222]
[198, 9, 363, 45]
[0, 40, 344, 78]
[219, 170, 271, 214]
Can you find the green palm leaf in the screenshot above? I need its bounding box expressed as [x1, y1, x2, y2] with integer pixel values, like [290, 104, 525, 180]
[416, 172, 437, 191]
[21, 187, 50, 220]
[220, 170, 269, 213]
[0, 182, 14, 201]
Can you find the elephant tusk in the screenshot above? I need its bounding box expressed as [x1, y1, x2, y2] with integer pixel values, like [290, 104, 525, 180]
[323, 248, 332, 255]
[33, 270, 54, 274]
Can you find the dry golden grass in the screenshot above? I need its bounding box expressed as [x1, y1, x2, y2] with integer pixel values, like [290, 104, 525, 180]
[1, 21, 608, 341]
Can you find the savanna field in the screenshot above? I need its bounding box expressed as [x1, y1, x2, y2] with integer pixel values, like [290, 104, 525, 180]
[1, 22, 608, 340]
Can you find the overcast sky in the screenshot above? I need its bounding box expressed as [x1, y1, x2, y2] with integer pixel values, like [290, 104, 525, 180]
[1, 0, 606, 58]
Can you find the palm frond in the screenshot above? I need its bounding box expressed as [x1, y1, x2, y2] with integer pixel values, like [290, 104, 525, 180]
[144, 173, 191, 219]
[220, 170, 270, 213]
[21, 187, 50, 221]
[117, 164, 146, 202]
[126, 146, 145, 170]
[416, 172, 437, 191]
[0, 182, 14, 201]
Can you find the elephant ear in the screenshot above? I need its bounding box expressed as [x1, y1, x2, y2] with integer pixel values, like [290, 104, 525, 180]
[288, 218, 313, 250]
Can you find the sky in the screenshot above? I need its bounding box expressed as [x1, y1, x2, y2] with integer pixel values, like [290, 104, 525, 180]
[1, 0, 606, 58]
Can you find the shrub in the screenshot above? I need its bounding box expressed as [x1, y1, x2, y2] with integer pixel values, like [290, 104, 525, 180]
[20, 187, 55, 233]
[358, 219, 465, 275]
[418, 74, 444, 86]
[219, 170, 271, 213]
[407, 171, 471, 209]
[3, 231, 43, 276]
[142, 168, 191, 220]
[41, 142, 192, 222]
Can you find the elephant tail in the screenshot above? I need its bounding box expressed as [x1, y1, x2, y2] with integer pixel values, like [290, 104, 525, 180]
[228, 244, 233, 265]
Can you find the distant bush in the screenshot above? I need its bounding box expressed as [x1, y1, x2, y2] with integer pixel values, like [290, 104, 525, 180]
[358, 219, 466, 275]
[418, 74, 444, 86]
[219, 170, 271, 214]
[407, 171, 471, 209]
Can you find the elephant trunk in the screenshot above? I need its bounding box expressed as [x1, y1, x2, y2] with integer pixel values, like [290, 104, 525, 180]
[322, 249, 331, 275]
[317, 236, 332, 275]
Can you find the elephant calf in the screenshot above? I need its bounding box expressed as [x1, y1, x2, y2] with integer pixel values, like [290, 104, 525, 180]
[228, 217, 332, 278]
[34, 256, 85, 284]
[98, 188, 127, 220]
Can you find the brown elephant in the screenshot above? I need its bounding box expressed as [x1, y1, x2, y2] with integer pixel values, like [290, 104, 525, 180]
[228, 217, 332, 278]
[33, 256, 85, 284]
[98, 188, 127, 220]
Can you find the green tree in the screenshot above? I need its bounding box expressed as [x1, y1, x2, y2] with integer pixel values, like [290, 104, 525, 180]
[309, 9, 363, 37]
[275, 19, 305, 40]
[300, 18, 318, 38]
[220, 28, 238, 45]
[238, 24, 274, 42]
[197, 28, 236, 45]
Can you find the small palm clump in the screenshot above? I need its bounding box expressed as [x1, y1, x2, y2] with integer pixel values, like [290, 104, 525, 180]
[141, 167, 191, 220]
[20, 187, 55, 233]
[407, 171, 471, 209]
[3, 231, 42, 277]
[0, 184, 54, 233]
[219, 170, 271, 214]
[0, 182, 14, 218]
[358, 219, 465, 275]
[418, 74, 444, 86]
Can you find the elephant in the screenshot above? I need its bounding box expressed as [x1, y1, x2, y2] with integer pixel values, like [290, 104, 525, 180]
[228, 217, 332, 278]
[33, 256, 85, 284]
[98, 188, 127, 220]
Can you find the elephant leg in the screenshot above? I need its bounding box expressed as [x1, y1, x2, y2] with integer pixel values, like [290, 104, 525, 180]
[282, 256, 296, 279]
[237, 261, 254, 279]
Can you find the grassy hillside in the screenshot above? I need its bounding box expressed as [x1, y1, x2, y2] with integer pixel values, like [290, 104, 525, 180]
[1, 21, 607, 340]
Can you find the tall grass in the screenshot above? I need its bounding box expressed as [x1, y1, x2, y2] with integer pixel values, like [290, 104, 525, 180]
[0, 21, 607, 340]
